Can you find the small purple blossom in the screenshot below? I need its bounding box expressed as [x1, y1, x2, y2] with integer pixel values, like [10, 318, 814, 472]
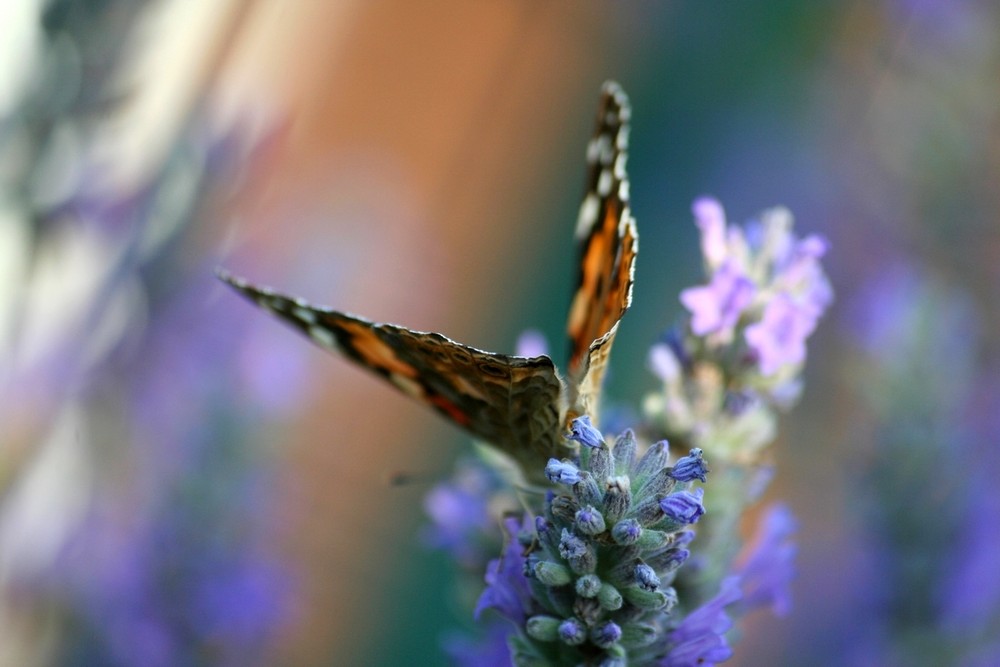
[516, 329, 549, 358]
[422, 462, 496, 565]
[670, 448, 709, 483]
[662, 576, 741, 666]
[559, 529, 588, 560]
[612, 519, 642, 545]
[680, 261, 756, 337]
[734, 504, 797, 617]
[546, 459, 583, 485]
[567, 415, 605, 449]
[475, 516, 533, 625]
[660, 488, 706, 525]
[693, 197, 729, 269]
[575, 506, 607, 535]
[745, 293, 818, 375]
[443, 622, 513, 667]
[559, 618, 588, 645]
[591, 620, 623, 648]
[649, 343, 682, 382]
[635, 563, 661, 591]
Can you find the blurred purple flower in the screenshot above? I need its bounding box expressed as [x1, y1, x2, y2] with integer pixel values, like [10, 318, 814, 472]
[443, 622, 513, 667]
[734, 504, 797, 617]
[680, 261, 755, 337]
[422, 459, 503, 567]
[662, 576, 740, 666]
[692, 197, 729, 269]
[745, 293, 818, 375]
[475, 515, 533, 625]
[940, 459, 1000, 635]
[515, 329, 549, 358]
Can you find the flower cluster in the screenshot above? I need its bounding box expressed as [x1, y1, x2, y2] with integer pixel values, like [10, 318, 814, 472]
[476, 417, 710, 665]
[427, 199, 830, 665]
[647, 198, 832, 464]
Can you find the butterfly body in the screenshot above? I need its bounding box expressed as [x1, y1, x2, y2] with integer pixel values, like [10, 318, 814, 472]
[220, 82, 636, 478]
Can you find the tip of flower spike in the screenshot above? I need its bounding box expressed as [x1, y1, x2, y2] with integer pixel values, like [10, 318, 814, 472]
[567, 416, 604, 449]
[669, 448, 709, 483]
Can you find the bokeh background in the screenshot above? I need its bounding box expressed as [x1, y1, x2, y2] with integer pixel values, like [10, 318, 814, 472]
[3, 1, 999, 665]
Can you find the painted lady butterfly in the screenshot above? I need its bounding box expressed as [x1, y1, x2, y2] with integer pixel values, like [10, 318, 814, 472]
[218, 82, 637, 478]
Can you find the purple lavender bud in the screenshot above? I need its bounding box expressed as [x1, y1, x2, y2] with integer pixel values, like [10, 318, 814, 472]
[647, 547, 691, 574]
[546, 458, 582, 485]
[591, 620, 623, 649]
[559, 530, 588, 560]
[612, 519, 642, 546]
[634, 563, 661, 591]
[669, 448, 709, 483]
[524, 554, 540, 579]
[660, 488, 706, 525]
[575, 505, 607, 535]
[567, 415, 605, 449]
[558, 618, 587, 646]
[560, 529, 597, 575]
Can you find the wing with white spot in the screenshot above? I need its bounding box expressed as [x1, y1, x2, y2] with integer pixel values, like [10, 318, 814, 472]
[564, 81, 638, 422]
[218, 270, 571, 472]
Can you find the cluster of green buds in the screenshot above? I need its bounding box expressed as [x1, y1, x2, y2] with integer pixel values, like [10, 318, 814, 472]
[507, 417, 709, 665]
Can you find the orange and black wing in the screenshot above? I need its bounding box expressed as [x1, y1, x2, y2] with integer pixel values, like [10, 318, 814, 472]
[564, 81, 638, 422]
[218, 270, 571, 473]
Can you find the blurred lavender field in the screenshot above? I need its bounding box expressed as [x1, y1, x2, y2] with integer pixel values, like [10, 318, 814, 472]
[2, 2, 999, 666]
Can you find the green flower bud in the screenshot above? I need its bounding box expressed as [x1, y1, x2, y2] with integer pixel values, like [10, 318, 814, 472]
[525, 615, 561, 642]
[534, 560, 572, 586]
[597, 582, 624, 610]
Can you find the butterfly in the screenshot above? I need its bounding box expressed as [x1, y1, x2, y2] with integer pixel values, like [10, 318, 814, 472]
[218, 81, 637, 480]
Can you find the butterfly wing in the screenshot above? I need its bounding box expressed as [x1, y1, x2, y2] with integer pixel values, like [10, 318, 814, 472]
[218, 271, 572, 473]
[565, 81, 638, 422]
